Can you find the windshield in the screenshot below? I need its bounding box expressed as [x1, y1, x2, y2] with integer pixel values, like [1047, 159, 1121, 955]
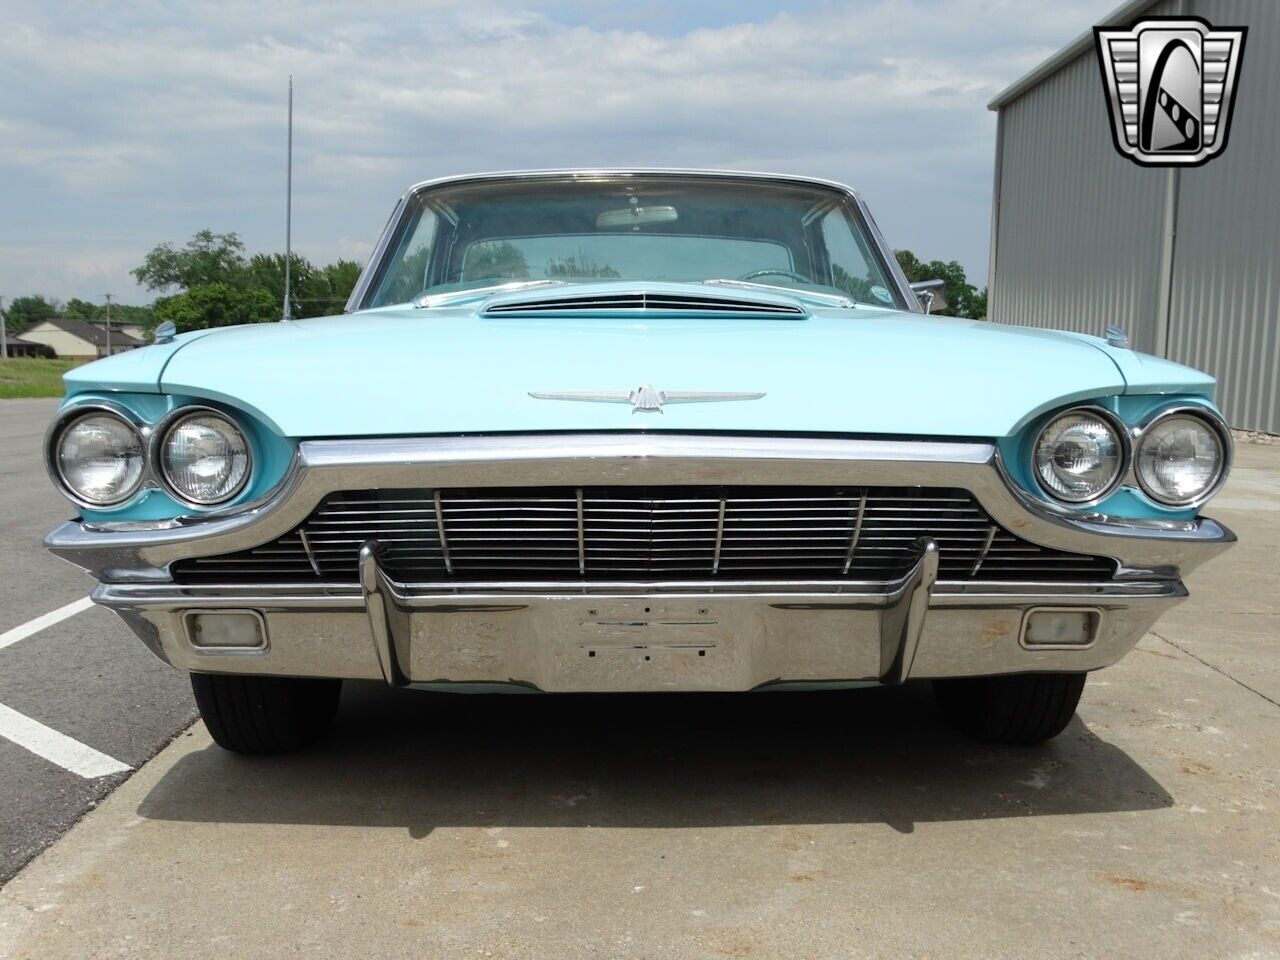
[361, 175, 906, 310]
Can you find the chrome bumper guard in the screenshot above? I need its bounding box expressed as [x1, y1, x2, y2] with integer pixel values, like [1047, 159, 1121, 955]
[351, 537, 941, 688]
[52, 434, 1230, 692]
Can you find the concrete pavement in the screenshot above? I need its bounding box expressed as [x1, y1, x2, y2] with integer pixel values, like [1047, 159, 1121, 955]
[0, 434, 1276, 958]
[0, 399, 195, 884]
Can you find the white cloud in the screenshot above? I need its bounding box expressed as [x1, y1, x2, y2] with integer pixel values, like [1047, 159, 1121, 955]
[0, 0, 1120, 304]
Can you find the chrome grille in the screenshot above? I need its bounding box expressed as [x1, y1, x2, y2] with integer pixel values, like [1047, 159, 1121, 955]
[482, 292, 805, 317]
[171, 486, 1116, 584]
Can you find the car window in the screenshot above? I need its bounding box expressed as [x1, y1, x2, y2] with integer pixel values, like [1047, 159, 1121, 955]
[459, 235, 792, 284]
[363, 176, 904, 309]
[819, 208, 895, 305]
[368, 208, 438, 307]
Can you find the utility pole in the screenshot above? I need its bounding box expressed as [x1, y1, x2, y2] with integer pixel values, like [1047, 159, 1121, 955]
[0, 296, 8, 361]
[104, 293, 113, 356]
[283, 75, 294, 321]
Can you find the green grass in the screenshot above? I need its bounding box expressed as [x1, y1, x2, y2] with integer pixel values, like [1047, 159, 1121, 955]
[0, 357, 84, 399]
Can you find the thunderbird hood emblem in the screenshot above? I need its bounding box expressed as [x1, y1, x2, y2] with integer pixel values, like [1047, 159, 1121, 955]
[530, 385, 765, 414]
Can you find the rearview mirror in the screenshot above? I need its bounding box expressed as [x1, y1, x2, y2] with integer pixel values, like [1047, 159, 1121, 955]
[910, 279, 948, 314]
[597, 205, 679, 229]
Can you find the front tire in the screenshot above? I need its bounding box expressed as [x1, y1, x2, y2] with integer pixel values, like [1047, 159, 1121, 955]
[190, 673, 341, 754]
[933, 672, 1085, 745]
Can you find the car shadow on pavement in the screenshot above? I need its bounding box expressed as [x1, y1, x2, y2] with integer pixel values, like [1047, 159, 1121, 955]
[138, 680, 1171, 836]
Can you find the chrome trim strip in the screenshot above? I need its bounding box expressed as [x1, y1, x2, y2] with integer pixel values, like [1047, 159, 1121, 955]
[297, 527, 323, 579]
[970, 524, 998, 577]
[90, 577, 1185, 606]
[712, 498, 727, 575]
[576, 488, 586, 576]
[433, 490, 453, 575]
[878, 539, 938, 684]
[359, 542, 406, 685]
[841, 491, 868, 576]
[45, 434, 1235, 583]
[344, 195, 407, 313]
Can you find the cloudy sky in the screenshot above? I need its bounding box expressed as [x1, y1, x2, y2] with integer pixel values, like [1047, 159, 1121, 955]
[0, 0, 1121, 307]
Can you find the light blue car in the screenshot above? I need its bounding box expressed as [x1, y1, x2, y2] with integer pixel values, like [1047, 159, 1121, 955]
[44, 170, 1234, 753]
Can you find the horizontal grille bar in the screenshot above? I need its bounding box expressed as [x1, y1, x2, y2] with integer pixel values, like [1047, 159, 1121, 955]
[171, 485, 1116, 585]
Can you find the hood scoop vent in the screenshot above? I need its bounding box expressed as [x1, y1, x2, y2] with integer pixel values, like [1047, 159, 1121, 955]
[481, 289, 806, 319]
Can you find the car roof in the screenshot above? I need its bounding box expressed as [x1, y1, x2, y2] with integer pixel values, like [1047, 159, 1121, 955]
[402, 169, 863, 201]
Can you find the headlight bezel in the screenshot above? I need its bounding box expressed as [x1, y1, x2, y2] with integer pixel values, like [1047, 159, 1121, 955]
[1132, 405, 1231, 509]
[46, 402, 150, 509]
[46, 401, 258, 512]
[1030, 405, 1130, 506]
[154, 406, 254, 507]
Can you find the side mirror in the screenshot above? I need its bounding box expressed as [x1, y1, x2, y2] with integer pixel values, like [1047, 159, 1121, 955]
[910, 279, 948, 315]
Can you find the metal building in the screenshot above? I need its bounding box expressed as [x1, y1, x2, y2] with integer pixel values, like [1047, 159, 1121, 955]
[988, 0, 1279, 433]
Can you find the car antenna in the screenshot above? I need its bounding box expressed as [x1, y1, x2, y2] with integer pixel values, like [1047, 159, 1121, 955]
[282, 75, 294, 322]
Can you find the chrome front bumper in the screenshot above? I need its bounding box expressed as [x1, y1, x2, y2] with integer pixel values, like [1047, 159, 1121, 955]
[48, 434, 1233, 692]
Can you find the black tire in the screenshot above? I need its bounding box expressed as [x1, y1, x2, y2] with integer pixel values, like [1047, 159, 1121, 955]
[933, 672, 1086, 745]
[190, 673, 341, 754]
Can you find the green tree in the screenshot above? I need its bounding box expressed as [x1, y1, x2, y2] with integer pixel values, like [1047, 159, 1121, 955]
[129, 229, 363, 329]
[246, 252, 314, 317]
[894, 249, 987, 320]
[151, 282, 278, 333]
[132, 230, 248, 292]
[63, 297, 100, 320]
[244, 254, 361, 318]
[320, 260, 362, 304]
[4, 295, 58, 333]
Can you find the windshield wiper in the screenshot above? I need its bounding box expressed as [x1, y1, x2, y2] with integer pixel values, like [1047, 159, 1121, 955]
[701, 279, 857, 308]
[414, 279, 568, 309]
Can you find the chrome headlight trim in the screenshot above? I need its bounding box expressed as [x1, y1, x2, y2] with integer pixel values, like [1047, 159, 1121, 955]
[1132, 405, 1232, 509]
[45, 402, 150, 509]
[1029, 406, 1130, 507]
[153, 406, 254, 508]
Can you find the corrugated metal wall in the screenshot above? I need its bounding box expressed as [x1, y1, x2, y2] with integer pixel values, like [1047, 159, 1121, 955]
[1167, 0, 1280, 432]
[991, 0, 1279, 432]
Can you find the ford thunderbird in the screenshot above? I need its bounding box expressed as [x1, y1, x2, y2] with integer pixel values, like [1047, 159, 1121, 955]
[45, 170, 1234, 753]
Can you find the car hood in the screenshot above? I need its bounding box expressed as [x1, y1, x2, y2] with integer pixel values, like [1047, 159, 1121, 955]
[147, 287, 1149, 440]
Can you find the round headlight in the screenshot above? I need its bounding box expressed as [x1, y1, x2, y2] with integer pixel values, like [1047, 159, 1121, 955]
[159, 412, 250, 505]
[1136, 414, 1224, 506]
[55, 412, 147, 506]
[1033, 410, 1124, 503]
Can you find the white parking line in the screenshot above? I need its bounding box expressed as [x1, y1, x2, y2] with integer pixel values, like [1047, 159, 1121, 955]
[0, 596, 96, 653]
[0, 703, 131, 779]
[0, 596, 130, 778]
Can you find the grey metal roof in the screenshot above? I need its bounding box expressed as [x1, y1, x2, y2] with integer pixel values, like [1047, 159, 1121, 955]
[988, 0, 1161, 111]
[38, 316, 144, 348]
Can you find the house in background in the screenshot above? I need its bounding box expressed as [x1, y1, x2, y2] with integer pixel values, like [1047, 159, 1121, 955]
[19, 317, 144, 359]
[3, 334, 52, 358]
[87, 319, 148, 342]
